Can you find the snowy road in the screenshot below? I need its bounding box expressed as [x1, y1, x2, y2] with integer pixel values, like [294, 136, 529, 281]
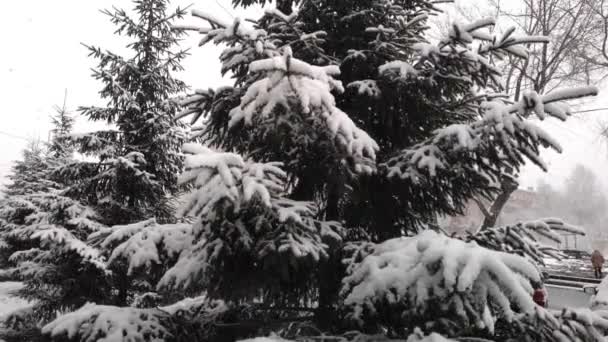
[0, 282, 30, 319]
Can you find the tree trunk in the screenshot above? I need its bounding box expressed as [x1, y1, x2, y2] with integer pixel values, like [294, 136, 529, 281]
[277, 0, 293, 15]
[315, 179, 341, 329]
[479, 177, 519, 230]
[115, 272, 130, 306]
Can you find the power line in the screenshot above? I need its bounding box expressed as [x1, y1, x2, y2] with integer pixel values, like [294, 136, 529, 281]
[214, 0, 235, 18]
[542, 120, 593, 143]
[0, 130, 29, 141]
[573, 107, 608, 114]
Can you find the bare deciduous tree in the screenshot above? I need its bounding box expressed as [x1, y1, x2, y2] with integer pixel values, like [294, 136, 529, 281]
[467, 0, 608, 229]
[495, 0, 604, 98]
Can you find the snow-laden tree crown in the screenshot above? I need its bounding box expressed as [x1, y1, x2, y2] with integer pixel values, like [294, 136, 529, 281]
[1, 0, 606, 342]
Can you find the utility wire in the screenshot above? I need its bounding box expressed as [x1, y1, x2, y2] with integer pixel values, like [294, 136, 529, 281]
[573, 107, 608, 114]
[214, 0, 235, 18]
[0, 130, 29, 141]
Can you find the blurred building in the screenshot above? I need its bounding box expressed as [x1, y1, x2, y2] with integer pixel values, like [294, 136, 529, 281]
[441, 188, 538, 233]
[441, 187, 594, 251]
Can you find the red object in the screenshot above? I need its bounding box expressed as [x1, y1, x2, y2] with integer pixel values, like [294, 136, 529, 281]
[533, 287, 547, 307]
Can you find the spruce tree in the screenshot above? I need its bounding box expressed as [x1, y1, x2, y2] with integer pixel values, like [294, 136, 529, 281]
[58, 0, 188, 226]
[0, 105, 108, 341]
[2, 141, 54, 198]
[40, 1, 608, 342]
[0, 141, 49, 270]
[43, 0, 192, 309]
[48, 92, 76, 160]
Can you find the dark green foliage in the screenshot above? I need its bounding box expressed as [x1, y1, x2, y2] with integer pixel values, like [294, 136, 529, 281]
[190, 0, 526, 240]
[0, 114, 110, 340]
[31, 0, 605, 341]
[48, 97, 76, 160]
[2, 142, 55, 198]
[168, 0, 600, 340]
[60, 0, 188, 225]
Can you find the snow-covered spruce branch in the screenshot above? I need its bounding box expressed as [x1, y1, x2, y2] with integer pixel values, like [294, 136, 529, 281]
[465, 218, 584, 265]
[0, 192, 106, 269]
[510, 307, 608, 341]
[31, 227, 106, 270]
[383, 86, 597, 182]
[175, 87, 219, 124]
[180, 52, 380, 173]
[42, 296, 227, 342]
[386, 18, 554, 93]
[89, 217, 157, 248]
[180, 48, 379, 174]
[341, 230, 541, 333]
[68, 130, 121, 157]
[228, 48, 378, 174]
[439, 17, 549, 58]
[239, 329, 457, 342]
[183, 7, 330, 67]
[175, 143, 314, 221]
[59, 151, 162, 209]
[550, 308, 608, 341]
[88, 218, 192, 276]
[155, 144, 343, 296]
[187, 8, 276, 72]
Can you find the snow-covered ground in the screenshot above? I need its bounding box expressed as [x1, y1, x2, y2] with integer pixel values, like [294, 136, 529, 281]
[0, 282, 31, 319]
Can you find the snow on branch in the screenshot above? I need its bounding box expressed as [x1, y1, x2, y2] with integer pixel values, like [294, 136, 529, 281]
[31, 227, 106, 270]
[347, 80, 381, 98]
[189, 9, 268, 47]
[177, 143, 314, 221]
[239, 329, 456, 342]
[466, 218, 585, 265]
[176, 88, 215, 124]
[191, 9, 232, 29]
[403, 18, 559, 93]
[239, 336, 294, 342]
[229, 47, 379, 173]
[69, 130, 120, 157]
[378, 61, 418, 79]
[89, 218, 157, 249]
[404, 329, 456, 342]
[155, 144, 344, 297]
[178, 141, 324, 223]
[528, 306, 608, 341]
[342, 230, 540, 333]
[477, 24, 549, 60]
[539, 86, 599, 104]
[383, 85, 597, 185]
[264, 8, 299, 23]
[42, 303, 172, 342]
[443, 17, 496, 44]
[42, 297, 227, 342]
[513, 86, 598, 120]
[179, 9, 279, 87]
[105, 222, 192, 275]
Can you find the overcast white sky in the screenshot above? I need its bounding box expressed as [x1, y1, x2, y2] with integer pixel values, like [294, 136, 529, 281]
[1, 0, 608, 191]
